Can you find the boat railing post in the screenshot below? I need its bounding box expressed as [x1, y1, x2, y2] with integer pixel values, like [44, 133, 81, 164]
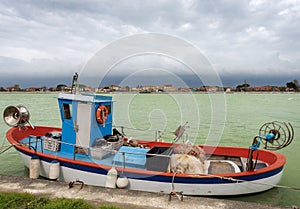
[28, 135, 31, 150]
[35, 136, 38, 151]
[155, 130, 163, 142]
[121, 126, 125, 136]
[42, 137, 45, 153]
[183, 133, 189, 143]
[73, 146, 76, 160]
[122, 151, 126, 172]
[37, 136, 43, 153]
[28, 135, 36, 150]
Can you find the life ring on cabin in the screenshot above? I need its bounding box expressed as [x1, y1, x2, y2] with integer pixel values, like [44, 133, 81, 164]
[96, 105, 108, 124]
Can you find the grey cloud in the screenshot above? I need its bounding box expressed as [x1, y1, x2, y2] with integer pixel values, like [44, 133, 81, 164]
[0, 0, 299, 87]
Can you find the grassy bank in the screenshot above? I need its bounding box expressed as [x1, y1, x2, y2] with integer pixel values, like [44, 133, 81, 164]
[0, 192, 120, 209]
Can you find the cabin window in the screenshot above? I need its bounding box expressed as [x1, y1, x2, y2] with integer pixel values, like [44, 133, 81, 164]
[63, 103, 72, 119]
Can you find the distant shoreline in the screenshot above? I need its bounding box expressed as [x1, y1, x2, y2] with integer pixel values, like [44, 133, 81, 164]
[0, 91, 299, 95]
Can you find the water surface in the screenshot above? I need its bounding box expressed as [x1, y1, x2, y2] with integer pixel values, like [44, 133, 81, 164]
[0, 92, 299, 206]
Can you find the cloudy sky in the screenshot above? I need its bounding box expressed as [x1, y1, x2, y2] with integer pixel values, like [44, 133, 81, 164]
[0, 0, 299, 88]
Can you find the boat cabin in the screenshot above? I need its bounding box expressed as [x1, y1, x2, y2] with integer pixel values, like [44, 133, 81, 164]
[57, 93, 113, 154]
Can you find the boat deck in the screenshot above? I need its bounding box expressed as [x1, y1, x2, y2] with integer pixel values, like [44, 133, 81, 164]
[19, 135, 267, 174]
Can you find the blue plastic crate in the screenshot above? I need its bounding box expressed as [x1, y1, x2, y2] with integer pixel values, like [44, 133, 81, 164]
[115, 146, 150, 169]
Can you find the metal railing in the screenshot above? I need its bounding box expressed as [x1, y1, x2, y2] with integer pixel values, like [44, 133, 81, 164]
[22, 133, 173, 164]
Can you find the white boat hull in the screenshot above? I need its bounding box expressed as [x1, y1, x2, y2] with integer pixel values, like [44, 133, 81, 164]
[19, 152, 283, 196]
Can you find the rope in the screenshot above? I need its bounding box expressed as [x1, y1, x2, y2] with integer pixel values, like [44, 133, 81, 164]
[171, 172, 177, 191]
[198, 173, 300, 191]
[169, 172, 184, 201]
[0, 145, 14, 154]
[0, 134, 15, 154]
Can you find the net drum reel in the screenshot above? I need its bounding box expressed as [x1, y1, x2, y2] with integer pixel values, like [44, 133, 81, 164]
[258, 121, 294, 150]
[247, 121, 294, 171]
[3, 105, 34, 128]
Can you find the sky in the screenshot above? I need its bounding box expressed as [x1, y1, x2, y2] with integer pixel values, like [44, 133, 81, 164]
[0, 0, 300, 88]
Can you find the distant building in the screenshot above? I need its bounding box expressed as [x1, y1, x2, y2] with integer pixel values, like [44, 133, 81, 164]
[225, 87, 232, 92]
[179, 87, 191, 92]
[6, 86, 17, 91]
[207, 86, 218, 92]
[109, 84, 120, 91]
[163, 84, 177, 92]
[199, 86, 207, 92]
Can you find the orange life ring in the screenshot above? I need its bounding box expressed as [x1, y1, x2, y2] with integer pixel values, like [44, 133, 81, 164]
[96, 105, 108, 124]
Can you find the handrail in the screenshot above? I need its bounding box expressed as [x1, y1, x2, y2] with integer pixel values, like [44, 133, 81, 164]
[113, 125, 189, 142]
[22, 135, 173, 162]
[113, 125, 173, 134]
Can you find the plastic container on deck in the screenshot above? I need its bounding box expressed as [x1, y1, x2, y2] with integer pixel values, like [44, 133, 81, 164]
[146, 147, 173, 172]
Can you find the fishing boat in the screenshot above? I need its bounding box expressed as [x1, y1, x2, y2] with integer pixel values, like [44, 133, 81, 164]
[2, 81, 294, 197]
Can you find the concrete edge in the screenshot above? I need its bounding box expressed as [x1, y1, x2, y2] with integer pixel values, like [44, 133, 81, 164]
[0, 174, 290, 209]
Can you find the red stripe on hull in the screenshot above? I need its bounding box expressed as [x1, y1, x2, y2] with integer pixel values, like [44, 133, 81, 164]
[6, 126, 286, 179]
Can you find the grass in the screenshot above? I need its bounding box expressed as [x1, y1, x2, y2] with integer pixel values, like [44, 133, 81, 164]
[0, 192, 120, 209]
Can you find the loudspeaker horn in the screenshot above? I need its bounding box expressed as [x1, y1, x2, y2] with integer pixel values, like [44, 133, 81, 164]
[3, 105, 33, 128]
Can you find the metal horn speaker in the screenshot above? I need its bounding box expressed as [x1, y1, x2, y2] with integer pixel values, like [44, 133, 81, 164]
[3, 105, 30, 127]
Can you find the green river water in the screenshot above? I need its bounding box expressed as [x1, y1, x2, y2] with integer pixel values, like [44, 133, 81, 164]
[0, 92, 299, 207]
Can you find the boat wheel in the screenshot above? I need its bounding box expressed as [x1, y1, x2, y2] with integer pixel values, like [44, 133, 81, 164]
[258, 121, 294, 150]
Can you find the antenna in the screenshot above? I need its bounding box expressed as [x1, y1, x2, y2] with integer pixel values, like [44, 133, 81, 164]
[71, 72, 78, 94]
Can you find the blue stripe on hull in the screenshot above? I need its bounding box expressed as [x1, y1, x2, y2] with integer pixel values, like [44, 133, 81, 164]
[122, 167, 283, 184]
[17, 148, 284, 184]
